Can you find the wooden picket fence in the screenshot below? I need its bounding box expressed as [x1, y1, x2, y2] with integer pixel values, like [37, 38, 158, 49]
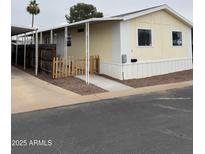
[52, 55, 100, 79]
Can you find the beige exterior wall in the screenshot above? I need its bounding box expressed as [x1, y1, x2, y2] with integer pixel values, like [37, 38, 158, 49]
[128, 10, 191, 61]
[67, 21, 116, 62]
[67, 27, 85, 58]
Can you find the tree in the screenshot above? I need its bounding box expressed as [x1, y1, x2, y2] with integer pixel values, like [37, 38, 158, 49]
[26, 0, 40, 27]
[65, 3, 103, 23]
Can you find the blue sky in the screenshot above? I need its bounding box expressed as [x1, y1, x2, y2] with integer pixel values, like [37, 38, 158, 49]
[11, 0, 193, 30]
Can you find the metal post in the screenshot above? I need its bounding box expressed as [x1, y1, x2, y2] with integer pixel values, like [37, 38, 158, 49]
[15, 35, 18, 65]
[85, 22, 90, 84]
[24, 33, 26, 70]
[85, 23, 88, 83]
[32, 33, 35, 44]
[64, 27, 68, 76]
[35, 31, 38, 76]
[87, 22, 90, 84]
[40, 32, 42, 44]
[50, 30, 53, 44]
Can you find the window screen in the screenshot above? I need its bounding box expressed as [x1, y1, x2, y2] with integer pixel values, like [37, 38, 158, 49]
[172, 31, 182, 46]
[138, 29, 152, 46]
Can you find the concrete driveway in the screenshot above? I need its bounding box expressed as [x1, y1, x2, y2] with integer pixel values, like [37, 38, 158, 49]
[12, 86, 193, 154]
[11, 66, 81, 113]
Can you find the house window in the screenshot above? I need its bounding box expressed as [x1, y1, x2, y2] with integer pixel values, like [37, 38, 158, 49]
[138, 29, 152, 46]
[172, 31, 182, 46]
[67, 34, 72, 47]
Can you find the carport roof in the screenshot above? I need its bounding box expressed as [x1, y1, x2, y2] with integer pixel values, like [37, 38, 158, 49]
[37, 17, 123, 33]
[11, 25, 37, 36]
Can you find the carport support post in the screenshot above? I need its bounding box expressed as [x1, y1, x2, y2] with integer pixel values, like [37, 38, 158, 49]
[32, 33, 35, 44]
[24, 33, 26, 70]
[15, 35, 18, 65]
[64, 27, 68, 76]
[50, 30, 53, 44]
[40, 32, 42, 44]
[35, 31, 38, 76]
[87, 23, 90, 84]
[85, 23, 87, 83]
[85, 22, 90, 84]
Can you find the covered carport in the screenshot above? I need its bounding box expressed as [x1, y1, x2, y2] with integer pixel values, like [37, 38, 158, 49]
[11, 25, 38, 75]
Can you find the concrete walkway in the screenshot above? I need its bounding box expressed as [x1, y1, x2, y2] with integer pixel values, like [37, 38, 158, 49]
[76, 75, 133, 91]
[11, 66, 193, 114]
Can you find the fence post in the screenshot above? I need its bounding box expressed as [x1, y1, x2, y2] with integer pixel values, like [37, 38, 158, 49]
[75, 57, 77, 76]
[52, 57, 55, 79]
[94, 56, 97, 73]
[77, 57, 80, 75]
[62, 58, 65, 77]
[71, 56, 74, 75]
[97, 55, 100, 74]
[82, 57, 85, 75]
[56, 57, 58, 78]
[81, 57, 83, 75]
[68, 56, 70, 76]
[60, 58, 62, 77]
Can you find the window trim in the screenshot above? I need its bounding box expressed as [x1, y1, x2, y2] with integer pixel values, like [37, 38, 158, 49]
[172, 31, 183, 47]
[136, 28, 153, 48]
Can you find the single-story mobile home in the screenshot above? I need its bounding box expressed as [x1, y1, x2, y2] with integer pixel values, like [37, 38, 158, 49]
[27, 4, 193, 80]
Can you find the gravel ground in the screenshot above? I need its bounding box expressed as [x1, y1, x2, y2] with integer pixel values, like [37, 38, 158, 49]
[100, 70, 193, 88]
[37, 73, 107, 95]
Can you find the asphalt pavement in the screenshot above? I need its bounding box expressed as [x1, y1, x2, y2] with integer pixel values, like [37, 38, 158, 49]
[12, 86, 193, 154]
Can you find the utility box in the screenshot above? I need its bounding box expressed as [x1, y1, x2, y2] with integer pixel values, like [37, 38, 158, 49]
[122, 54, 127, 64]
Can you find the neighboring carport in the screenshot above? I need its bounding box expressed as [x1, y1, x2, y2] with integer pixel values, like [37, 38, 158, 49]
[11, 25, 38, 75]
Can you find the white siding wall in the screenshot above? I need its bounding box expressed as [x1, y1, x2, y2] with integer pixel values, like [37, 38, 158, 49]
[100, 61, 122, 80]
[123, 58, 192, 79]
[100, 58, 192, 80]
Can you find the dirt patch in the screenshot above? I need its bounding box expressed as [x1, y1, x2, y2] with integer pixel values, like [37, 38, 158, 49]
[14, 65, 107, 95]
[38, 74, 107, 95]
[100, 70, 193, 88]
